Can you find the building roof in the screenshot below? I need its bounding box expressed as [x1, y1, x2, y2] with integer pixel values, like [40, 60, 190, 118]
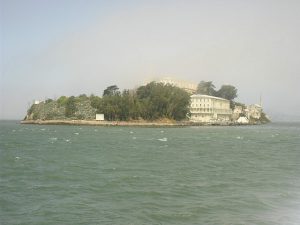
[247, 104, 262, 110]
[190, 94, 229, 102]
[151, 77, 197, 91]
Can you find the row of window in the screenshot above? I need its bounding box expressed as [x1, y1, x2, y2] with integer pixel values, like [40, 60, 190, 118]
[191, 108, 212, 112]
[192, 98, 210, 102]
[191, 109, 232, 114]
[191, 104, 210, 108]
[193, 115, 208, 118]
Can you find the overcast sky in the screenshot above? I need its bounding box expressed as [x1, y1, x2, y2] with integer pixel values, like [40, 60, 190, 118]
[1, 0, 300, 120]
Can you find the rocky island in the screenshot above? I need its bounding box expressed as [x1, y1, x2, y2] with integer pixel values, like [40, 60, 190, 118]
[22, 79, 270, 126]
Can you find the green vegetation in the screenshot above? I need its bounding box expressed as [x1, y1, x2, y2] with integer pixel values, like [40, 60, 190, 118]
[103, 85, 120, 96]
[65, 96, 77, 117]
[57, 96, 68, 106]
[45, 98, 53, 104]
[196, 80, 238, 109]
[197, 81, 216, 96]
[196, 81, 238, 101]
[25, 82, 191, 121]
[216, 85, 238, 101]
[136, 82, 190, 120]
[95, 82, 190, 121]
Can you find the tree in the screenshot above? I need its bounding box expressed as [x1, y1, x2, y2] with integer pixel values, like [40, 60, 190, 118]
[103, 85, 120, 96]
[216, 85, 238, 101]
[78, 94, 88, 100]
[65, 96, 77, 117]
[45, 98, 53, 104]
[136, 82, 190, 120]
[57, 96, 68, 106]
[90, 94, 102, 110]
[100, 95, 122, 120]
[119, 90, 140, 120]
[196, 81, 216, 96]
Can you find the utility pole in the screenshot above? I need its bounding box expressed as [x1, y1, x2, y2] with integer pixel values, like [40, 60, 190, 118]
[260, 93, 262, 107]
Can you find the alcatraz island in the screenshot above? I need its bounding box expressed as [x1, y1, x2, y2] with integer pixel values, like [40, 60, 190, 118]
[22, 78, 270, 127]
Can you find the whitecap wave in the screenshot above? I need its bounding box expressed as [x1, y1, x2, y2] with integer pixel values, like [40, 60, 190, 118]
[158, 137, 167, 142]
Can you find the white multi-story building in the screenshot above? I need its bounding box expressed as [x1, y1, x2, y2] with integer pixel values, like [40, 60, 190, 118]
[190, 95, 232, 122]
[153, 77, 197, 94]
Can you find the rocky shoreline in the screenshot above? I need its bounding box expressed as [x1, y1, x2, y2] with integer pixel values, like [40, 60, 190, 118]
[20, 120, 261, 127]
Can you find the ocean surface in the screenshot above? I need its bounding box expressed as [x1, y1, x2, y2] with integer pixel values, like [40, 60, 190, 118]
[1, 121, 300, 225]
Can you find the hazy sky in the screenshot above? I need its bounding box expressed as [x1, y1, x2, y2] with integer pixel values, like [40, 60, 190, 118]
[1, 0, 300, 120]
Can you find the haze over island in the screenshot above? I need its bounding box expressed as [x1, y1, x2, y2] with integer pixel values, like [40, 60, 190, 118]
[1, 0, 300, 121]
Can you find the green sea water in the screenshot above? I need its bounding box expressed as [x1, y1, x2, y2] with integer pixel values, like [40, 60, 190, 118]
[1, 121, 300, 225]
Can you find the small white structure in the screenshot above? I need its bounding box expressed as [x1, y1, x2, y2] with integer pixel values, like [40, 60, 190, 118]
[237, 116, 249, 124]
[34, 100, 41, 104]
[190, 94, 232, 122]
[96, 114, 104, 121]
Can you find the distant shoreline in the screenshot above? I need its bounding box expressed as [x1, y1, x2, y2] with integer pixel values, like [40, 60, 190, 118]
[20, 120, 259, 127]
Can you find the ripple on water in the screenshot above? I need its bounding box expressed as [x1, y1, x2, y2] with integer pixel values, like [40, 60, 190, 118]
[1, 121, 300, 225]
